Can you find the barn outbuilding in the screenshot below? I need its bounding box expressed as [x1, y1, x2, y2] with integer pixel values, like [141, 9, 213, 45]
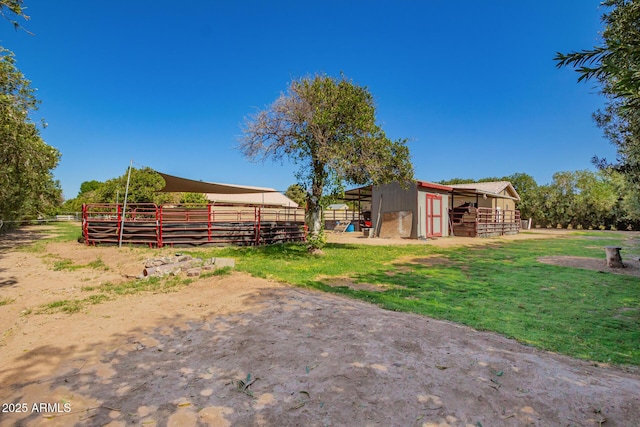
[344, 181, 452, 239]
[448, 181, 521, 237]
[448, 181, 520, 211]
[343, 180, 522, 239]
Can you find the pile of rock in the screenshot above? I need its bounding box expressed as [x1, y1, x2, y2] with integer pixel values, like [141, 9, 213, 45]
[142, 254, 235, 278]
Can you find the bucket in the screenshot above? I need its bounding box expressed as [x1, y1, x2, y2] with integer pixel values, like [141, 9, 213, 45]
[346, 224, 355, 232]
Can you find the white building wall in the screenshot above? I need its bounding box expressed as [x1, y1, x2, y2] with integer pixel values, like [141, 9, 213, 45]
[417, 189, 450, 238]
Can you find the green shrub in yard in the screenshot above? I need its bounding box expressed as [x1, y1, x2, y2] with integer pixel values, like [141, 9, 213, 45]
[53, 259, 80, 271]
[200, 266, 233, 279]
[51, 256, 109, 272]
[39, 299, 83, 314]
[37, 274, 195, 314]
[87, 257, 109, 271]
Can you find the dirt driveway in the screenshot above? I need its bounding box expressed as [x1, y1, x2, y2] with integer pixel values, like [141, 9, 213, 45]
[1, 226, 639, 426]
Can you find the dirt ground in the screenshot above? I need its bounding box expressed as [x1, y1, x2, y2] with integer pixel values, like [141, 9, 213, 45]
[1, 226, 639, 427]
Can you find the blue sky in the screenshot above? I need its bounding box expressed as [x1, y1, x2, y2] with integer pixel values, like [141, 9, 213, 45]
[2, 1, 615, 199]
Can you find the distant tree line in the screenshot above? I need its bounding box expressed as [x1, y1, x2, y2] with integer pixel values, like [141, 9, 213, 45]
[439, 170, 639, 230]
[61, 167, 639, 231]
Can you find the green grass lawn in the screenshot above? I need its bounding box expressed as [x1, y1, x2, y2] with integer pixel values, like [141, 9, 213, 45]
[199, 232, 640, 366]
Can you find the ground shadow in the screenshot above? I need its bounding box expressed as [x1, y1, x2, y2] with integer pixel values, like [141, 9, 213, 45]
[3, 287, 640, 426]
[0, 226, 52, 254]
[0, 266, 18, 288]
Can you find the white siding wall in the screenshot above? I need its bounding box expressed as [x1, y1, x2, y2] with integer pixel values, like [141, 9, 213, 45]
[417, 189, 450, 238]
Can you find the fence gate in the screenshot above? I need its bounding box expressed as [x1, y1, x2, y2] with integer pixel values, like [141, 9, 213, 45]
[426, 194, 443, 237]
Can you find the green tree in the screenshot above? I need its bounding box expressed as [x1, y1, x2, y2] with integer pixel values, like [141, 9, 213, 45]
[240, 74, 413, 248]
[179, 192, 209, 204]
[0, 0, 28, 31]
[437, 177, 475, 185]
[60, 180, 105, 213]
[79, 180, 103, 195]
[555, 0, 640, 199]
[284, 184, 306, 207]
[0, 1, 61, 227]
[605, 169, 640, 228]
[96, 167, 174, 205]
[527, 170, 622, 229]
[506, 173, 538, 220]
[0, 48, 61, 228]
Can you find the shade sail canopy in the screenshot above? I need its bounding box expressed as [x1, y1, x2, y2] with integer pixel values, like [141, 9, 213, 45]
[158, 172, 278, 195]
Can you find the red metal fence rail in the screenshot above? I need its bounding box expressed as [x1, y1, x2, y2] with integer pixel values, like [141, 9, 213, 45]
[83, 203, 306, 247]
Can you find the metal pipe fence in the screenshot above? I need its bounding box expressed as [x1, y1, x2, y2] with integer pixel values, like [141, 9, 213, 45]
[83, 203, 306, 247]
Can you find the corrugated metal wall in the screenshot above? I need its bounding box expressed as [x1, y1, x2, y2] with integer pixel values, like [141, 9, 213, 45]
[372, 182, 417, 238]
[371, 183, 454, 239]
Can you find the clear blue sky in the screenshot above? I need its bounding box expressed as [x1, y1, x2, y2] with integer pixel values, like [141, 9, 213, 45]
[2, 1, 615, 199]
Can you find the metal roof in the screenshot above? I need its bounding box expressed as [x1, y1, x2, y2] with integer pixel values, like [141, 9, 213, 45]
[416, 180, 453, 191]
[343, 185, 373, 201]
[449, 181, 520, 201]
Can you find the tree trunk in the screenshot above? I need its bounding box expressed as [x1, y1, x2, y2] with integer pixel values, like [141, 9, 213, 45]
[604, 246, 625, 268]
[306, 162, 326, 245]
[306, 196, 323, 239]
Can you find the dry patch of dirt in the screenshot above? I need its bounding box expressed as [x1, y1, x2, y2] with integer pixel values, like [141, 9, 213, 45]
[1, 226, 640, 426]
[538, 256, 640, 278]
[319, 276, 391, 292]
[326, 228, 575, 247]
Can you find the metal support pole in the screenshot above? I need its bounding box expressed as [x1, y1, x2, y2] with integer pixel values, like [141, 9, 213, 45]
[118, 160, 133, 248]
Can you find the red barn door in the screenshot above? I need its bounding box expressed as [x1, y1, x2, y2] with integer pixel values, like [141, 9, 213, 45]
[426, 194, 443, 237]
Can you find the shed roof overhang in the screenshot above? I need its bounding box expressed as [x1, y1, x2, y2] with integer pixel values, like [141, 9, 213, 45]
[157, 172, 278, 194]
[417, 180, 453, 192]
[343, 185, 373, 202]
[450, 188, 519, 201]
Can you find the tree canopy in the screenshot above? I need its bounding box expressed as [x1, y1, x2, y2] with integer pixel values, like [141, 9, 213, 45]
[555, 0, 640, 189]
[441, 171, 638, 230]
[0, 0, 28, 31]
[284, 184, 306, 207]
[240, 74, 414, 247]
[0, 1, 61, 229]
[0, 47, 61, 228]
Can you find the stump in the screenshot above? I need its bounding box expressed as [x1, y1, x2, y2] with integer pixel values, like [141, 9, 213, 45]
[604, 246, 625, 268]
